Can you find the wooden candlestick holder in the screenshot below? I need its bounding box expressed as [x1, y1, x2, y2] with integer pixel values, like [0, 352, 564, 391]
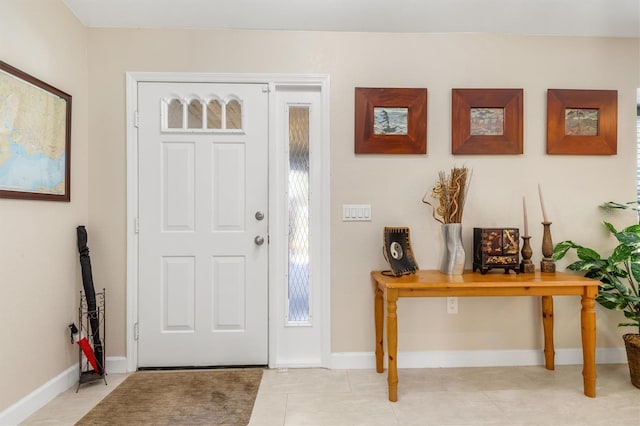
[541, 222, 556, 272]
[520, 236, 535, 273]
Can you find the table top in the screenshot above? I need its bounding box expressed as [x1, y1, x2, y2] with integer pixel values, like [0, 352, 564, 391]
[371, 270, 600, 289]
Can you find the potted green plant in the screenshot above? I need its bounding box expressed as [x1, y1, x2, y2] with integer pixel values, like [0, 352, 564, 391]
[553, 221, 640, 388]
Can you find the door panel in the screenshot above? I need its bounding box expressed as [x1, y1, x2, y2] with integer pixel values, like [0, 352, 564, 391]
[212, 256, 246, 330]
[162, 142, 195, 232]
[212, 144, 245, 231]
[162, 256, 195, 331]
[137, 82, 268, 367]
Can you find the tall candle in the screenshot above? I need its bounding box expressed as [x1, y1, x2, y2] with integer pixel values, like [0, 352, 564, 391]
[538, 184, 549, 223]
[523, 196, 529, 236]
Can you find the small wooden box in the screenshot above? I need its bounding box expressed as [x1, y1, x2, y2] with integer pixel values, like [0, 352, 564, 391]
[473, 228, 520, 274]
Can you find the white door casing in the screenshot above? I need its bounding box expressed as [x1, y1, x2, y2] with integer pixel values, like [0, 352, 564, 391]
[137, 82, 268, 366]
[272, 88, 324, 366]
[126, 73, 330, 371]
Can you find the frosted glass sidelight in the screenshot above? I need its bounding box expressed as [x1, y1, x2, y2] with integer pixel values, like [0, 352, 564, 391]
[226, 100, 242, 129]
[207, 100, 222, 129]
[187, 100, 203, 129]
[288, 107, 310, 322]
[167, 99, 183, 129]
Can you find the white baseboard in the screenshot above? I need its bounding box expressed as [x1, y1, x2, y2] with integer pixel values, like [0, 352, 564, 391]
[0, 365, 77, 426]
[328, 347, 628, 369]
[106, 356, 129, 374]
[0, 356, 129, 426]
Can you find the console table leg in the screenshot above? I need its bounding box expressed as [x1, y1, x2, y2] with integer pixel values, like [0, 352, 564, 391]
[541, 295, 555, 370]
[374, 285, 384, 374]
[387, 289, 399, 402]
[581, 289, 597, 397]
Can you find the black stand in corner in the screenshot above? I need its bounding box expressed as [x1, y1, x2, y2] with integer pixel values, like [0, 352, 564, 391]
[76, 289, 107, 392]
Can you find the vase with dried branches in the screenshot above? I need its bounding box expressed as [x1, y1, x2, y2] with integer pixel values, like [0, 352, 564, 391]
[423, 166, 471, 274]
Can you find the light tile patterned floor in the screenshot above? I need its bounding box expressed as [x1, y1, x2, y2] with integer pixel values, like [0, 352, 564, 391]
[22, 365, 639, 425]
[21, 374, 129, 425]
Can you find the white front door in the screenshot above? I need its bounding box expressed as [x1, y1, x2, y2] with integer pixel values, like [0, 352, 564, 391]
[137, 82, 268, 367]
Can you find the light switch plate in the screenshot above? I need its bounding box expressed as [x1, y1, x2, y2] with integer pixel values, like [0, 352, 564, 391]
[343, 204, 372, 221]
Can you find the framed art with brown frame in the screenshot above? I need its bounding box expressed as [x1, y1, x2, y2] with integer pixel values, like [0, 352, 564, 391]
[452, 88, 523, 155]
[354, 87, 427, 154]
[546, 89, 617, 155]
[0, 60, 72, 201]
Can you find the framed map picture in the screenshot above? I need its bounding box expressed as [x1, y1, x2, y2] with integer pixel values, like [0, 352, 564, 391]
[0, 61, 71, 201]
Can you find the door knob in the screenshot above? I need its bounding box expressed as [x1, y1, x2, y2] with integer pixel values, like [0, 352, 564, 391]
[255, 211, 264, 221]
[254, 235, 265, 246]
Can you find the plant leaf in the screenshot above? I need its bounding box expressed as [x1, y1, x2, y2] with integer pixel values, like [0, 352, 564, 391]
[610, 244, 633, 263]
[567, 260, 603, 272]
[617, 322, 640, 329]
[585, 268, 608, 281]
[629, 263, 640, 291]
[604, 221, 618, 234]
[575, 247, 601, 261]
[623, 224, 640, 234]
[612, 278, 631, 296]
[614, 231, 640, 246]
[599, 282, 616, 291]
[624, 295, 640, 304]
[552, 241, 580, 261]
[596, 293, 626, 310]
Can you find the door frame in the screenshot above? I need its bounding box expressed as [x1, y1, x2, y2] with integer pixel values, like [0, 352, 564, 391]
[125, 73, 331, 371]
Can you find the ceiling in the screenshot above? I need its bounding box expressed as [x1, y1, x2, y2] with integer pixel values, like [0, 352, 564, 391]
[63, 0, 640, 37]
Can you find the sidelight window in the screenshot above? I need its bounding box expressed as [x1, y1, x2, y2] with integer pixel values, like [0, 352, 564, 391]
[288, 106, 310, 323]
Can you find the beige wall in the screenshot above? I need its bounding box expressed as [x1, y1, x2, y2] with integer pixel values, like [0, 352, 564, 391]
[2, 2, 639, 413]
[0, 0, 89, 412]
[87, 29, 639, 359]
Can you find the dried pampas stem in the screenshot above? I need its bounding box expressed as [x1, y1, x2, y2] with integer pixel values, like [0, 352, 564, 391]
[423, 166, 471, 224]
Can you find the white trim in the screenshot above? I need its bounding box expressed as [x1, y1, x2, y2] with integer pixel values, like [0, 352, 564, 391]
[328, 348, 628, 369]
[270, 88, 327, 366]
[319, 80, 331, 368]
[0, 357, 128, 426]
[125, 73, 139, 373]
[106, 356, 129, 374]
[126, 72, 331, 370]
[126, 72, 330, 86]
[0, 365, 76, 426]
[267, 81, 281, 368]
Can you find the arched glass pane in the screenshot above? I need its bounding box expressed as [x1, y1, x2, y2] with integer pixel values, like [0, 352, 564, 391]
[226, 100, 242, 129]
[167, 99, 183, 129]
[187, 100, 203, 129]
[207, 100, 222, 129]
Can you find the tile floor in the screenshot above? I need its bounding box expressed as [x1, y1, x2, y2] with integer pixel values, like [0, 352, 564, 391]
[22, 364, 639, 425]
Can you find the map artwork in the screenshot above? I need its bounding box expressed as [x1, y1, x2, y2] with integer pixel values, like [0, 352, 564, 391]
[0, 61, 71, 201]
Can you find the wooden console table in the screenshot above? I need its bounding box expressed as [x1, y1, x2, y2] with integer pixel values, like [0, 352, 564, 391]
[372, 270, 600, 402]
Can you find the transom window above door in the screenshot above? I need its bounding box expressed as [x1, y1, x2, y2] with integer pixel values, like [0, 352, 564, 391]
[162, 96, 243, 132]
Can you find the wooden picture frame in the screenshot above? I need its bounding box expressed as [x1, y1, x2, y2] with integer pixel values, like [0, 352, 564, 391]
[0, 60, 71, 201]
[546, 89, 617, 155]
[355, 87, 427, 154]
[452, 88, 523, 155]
